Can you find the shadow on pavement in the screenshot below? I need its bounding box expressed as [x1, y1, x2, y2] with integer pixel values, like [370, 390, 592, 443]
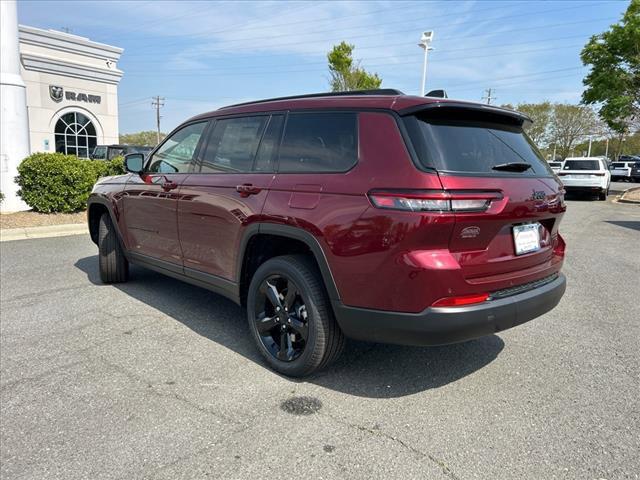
[75, 255, 504, 398]
[605, 221, 640, 232]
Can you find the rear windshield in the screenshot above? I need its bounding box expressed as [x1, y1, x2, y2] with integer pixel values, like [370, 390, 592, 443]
[611, 163, 625, 168]
[549, 162, 562, 167]
[563, 160, 600, 170]
[405, 112, 552, 176]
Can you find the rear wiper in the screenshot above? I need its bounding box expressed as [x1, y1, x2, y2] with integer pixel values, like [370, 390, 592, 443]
[492, 162, 532, 172]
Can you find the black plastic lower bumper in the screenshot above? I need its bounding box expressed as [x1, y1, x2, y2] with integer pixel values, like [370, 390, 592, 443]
[332, 273, 566, 346]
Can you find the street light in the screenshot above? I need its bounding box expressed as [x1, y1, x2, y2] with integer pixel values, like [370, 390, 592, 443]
[418, 31, 434, 96]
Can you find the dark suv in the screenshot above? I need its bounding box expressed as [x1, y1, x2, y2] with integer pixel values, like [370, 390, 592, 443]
[88, 89, 567, 376]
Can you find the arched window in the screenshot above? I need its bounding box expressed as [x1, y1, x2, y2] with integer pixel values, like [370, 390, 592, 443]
[54, 112, 97, 158]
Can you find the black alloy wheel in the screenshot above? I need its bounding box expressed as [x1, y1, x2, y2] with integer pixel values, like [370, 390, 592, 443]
[246, 255, 345, 376]
[254, 275, 309, 362]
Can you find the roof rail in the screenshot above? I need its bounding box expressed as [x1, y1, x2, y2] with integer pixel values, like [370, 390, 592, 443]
[220, 89, 405, 109]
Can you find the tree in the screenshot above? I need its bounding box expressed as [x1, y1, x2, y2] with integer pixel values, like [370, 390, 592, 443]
[549, 104, 597, 158]
[327, 42, 382, 92]
[581, 0, 640, 134]
[515, 102, 553, 147]
[119, 131, 165, 146]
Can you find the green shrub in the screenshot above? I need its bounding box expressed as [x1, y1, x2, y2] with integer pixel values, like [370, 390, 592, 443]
[104, 155, 126, 176]
[16, 153, 125, 213]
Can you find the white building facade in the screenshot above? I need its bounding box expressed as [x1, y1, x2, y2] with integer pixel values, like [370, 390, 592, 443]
[19, 25, 123, 158]
[1, 0, 123, 212]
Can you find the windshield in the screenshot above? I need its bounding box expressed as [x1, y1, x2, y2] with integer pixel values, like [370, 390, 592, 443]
[92, 146, 107, 159]
[563, 160, 600, 170]
[405, 113, 552, 175]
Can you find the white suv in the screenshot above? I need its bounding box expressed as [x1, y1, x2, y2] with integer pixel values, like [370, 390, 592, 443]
[558, 157, 611, 201]
[610, 161, 633, 181]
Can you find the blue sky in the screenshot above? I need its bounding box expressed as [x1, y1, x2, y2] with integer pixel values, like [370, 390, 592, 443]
[18, 0, 628, 134]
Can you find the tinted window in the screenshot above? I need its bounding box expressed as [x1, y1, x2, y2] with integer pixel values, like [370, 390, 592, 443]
[563, 160, 600, 170]
[147, 122, 206, 173]
[407, 114, 552, 175]
[278, 112, 357, 173]
[611, 163, 625, 168]
[254, 115, 284, 172]
[549, 162, 562, 167]
[92, 146, 107, 159]
[201, 116, 268, 173]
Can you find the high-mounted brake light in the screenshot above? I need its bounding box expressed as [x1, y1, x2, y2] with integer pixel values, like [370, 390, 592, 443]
[368, 190, 501, 213]
[432, 293, 490, 307]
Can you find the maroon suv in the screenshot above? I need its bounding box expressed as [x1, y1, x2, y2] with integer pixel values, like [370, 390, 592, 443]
[88, 89, 567, 376]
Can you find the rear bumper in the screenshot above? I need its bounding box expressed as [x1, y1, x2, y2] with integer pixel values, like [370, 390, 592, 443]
[332, 273, 566, 346]
[561, 179, 606, 189]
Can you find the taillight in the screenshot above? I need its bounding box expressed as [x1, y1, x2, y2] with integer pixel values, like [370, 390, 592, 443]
[432, 293, 490, 307]
[368, 190, 502, 213]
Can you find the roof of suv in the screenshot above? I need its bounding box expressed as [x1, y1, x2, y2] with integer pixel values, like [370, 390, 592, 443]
[188, 89, 531, 125]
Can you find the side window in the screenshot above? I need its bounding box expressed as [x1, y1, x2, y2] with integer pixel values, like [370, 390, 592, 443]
[201, 116, 268, 173]
[254, 115, 284, 172]
[147, 122, 206, 173]
[278, 112, 358, 173]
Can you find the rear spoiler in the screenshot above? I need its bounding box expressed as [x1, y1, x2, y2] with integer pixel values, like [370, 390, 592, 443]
[397, 101, 533, 128]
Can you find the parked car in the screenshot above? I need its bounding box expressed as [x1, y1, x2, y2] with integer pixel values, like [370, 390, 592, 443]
[610, 161, 634, 181]
[88, 89, 567, 376]
[630, 161, 640, 182]
[548, 161, 563, 173]
[90, 144, 153, 160]
[558, 157, 611, 200]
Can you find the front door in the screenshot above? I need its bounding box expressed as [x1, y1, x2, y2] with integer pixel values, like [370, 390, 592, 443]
[122, 121, 207, 266]
[178, 114, 284, 280]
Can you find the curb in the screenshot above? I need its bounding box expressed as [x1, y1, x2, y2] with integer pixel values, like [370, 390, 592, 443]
[0, 223, 88, 242]
[615, 186, 640, 205]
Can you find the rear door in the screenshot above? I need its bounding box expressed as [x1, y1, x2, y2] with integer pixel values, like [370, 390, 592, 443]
[403, 107, 565, 288]
[178, 114, 284, 281]
[122, 122, 207, 266]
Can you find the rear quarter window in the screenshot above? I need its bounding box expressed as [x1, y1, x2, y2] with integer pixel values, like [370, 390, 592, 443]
[277, 112, 357, 173]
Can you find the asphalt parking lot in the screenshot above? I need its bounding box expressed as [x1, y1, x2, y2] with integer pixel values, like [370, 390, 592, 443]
[1, 187, 639, 479]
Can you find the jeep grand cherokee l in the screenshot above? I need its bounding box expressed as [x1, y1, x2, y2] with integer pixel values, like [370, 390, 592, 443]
[88, 89, 567, 377]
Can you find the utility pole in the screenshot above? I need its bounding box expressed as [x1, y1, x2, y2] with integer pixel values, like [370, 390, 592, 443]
[482, 88, 496, 105]
[151, 96, 165, 144]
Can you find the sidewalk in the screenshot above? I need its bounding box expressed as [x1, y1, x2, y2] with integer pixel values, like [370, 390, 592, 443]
[0, 223, 88, 242]
[618, 186, 640, 204]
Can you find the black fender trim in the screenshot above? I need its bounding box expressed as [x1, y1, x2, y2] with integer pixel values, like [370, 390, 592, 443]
[87, 195, 124, 246]
[237, 223, 341, 302]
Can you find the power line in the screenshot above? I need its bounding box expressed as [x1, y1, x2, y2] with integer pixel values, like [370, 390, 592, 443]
[126, 1, 607, 54]
[123, 12, 615, 59]
[123, 43, 584, 77]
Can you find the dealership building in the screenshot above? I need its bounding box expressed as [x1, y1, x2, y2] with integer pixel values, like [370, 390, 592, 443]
[1, 0, 123, 212]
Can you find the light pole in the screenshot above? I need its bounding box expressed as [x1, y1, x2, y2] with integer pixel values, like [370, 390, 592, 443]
[587, 135, 592, 156]
[418, 31, 434, 96]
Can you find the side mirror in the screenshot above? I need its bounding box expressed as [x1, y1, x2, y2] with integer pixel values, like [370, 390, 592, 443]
[124, 153, 144, 174]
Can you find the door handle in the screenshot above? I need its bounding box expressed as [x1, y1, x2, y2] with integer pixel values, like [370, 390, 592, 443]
[162, 180, 178, 191]
[236, 184, 261, 197]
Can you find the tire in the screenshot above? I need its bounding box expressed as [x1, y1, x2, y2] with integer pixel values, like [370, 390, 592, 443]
[98, 212, 129, 283]
[246, 255, 345, 377]
[598, 188, 607, 201]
